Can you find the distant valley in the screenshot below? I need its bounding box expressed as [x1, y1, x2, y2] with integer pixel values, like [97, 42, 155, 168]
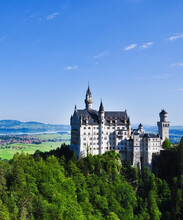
[0, 120, 70, 134]
[0, 120, 182, 144]
[142, 125, 183, 144]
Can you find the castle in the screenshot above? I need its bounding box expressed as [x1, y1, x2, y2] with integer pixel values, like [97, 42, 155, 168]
[70, 86, 170, 169]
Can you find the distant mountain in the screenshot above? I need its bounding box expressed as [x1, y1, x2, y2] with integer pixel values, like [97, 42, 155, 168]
[132, 124, 183, 144]
[0, 120, 70, 134]
[0, 120, 182, 144]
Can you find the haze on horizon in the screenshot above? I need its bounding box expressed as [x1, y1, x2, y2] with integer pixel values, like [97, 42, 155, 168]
[0, 0, 183, 126]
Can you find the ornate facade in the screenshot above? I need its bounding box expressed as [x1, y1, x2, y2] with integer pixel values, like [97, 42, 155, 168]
[70, 86, 170, 169]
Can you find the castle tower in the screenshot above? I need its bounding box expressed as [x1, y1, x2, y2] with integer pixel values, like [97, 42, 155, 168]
[99, 100, 105, 154]
[157, 110, 170, 143]
[85, 85, 93, 110]
[138, 123, 144, 133]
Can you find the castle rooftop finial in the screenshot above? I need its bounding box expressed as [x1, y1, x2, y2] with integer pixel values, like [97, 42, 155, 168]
[86, 83, 91, 97]
[85, 84, 93, 110]
[99, 99, 104, 112]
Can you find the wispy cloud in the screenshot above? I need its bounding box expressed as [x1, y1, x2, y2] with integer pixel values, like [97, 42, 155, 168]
[0, 36, 6, 42]
[29, 12, 40, 19]
[93, 51, 109, 59]
[140, 42, 153, 49]
[168, 34, 183, 41]
[170, 62, 183, 67]
[124, 44, 137, 51]
[177, 88, 183, 91]
[136, 73, 170, 80]
[46, 12, 60, 20]
[153, 74, 170, 79]
[64, 66, 78, 70]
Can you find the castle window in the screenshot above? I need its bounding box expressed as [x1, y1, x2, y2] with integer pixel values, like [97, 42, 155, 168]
[88, 133, 90, 135]
[84, 127, 86, 129]
[107, 127, 110, 129]
[88, 127, 91, 129]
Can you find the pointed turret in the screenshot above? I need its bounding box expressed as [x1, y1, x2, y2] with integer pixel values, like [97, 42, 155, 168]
[99, 99, 104, 112]
[138, 123, 143, 133]
[98, 99, 105, 155]
[85, 85, 93, 110]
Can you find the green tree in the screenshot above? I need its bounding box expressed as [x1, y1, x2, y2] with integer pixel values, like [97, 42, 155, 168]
[0, 199, 10, 220]
[148, 190, 161, 220]
[162, 138, 171, 150]
[106, 212, 120, 220]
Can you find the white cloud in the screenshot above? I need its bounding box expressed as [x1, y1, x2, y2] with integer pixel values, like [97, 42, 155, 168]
[93, 51, 109, 59]
[124, 44, 137, 51]
[140, 42, 153, 49]
[46, 12, 60, 20]
[170, 62, 183, 67]
[168, 34, 183, 41]
[64, 66, 78, 70]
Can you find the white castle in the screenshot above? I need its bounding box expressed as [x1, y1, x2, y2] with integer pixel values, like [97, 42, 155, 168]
[70, 86, 170, 169]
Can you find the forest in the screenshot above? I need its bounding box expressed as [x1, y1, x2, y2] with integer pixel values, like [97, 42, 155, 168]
[0, 138, 183, 220]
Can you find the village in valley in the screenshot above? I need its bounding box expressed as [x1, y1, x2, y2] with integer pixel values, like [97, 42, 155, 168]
[0, 133, 70, 159]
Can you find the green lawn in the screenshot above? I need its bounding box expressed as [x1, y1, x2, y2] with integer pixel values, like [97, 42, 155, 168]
[0, 141, 70, 160]
[31, 133, 71, 140]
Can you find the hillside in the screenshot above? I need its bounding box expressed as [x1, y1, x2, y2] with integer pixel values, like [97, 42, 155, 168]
[0, 120, 70, 134]
[0, 120, 182, 143]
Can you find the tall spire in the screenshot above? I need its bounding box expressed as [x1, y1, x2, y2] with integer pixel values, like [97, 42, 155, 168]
[99, 99, 104, 112]
[86, 83, 92, 97]
[85, 84, 93, 110]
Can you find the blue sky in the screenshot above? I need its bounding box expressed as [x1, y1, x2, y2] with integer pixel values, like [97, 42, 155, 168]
[0, 0, 183, 125]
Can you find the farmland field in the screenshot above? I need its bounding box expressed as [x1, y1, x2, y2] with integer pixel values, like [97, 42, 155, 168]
[31, 133, 70, 140]
[0, 133, 71, 160]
